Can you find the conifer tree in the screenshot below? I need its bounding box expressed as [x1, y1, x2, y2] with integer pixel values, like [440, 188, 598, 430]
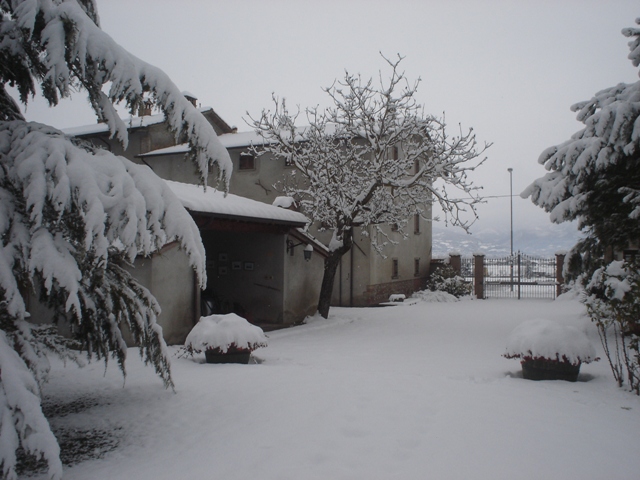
[523, 17, 640, 393]
[522, 18, 640, 281]
[0, 1, 232, 478]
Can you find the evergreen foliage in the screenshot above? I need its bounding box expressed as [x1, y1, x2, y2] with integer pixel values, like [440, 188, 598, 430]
[523, 18, 640, 281]
[0, 1, 232, 478]
[523, 17, 640, 393]
[427, 265, 472, 298]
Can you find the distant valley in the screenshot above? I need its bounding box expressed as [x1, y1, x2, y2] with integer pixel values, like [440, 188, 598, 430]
[431, 222, 581, 258]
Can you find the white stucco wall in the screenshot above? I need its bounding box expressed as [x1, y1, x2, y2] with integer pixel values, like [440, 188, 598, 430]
[283, 235, 324, 323]
[132, 243, 198, 345]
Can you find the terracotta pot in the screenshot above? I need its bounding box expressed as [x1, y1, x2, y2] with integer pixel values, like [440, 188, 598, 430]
[204, 349, 251, 364]
[521, 358, 581, 382]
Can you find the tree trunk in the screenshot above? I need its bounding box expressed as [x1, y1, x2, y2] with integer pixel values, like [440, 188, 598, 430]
[317, 232, 353, 319]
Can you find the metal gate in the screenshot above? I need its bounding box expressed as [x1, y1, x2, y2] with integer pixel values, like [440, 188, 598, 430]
[460, 253, 558, 299]
[484, 253, 557, 299]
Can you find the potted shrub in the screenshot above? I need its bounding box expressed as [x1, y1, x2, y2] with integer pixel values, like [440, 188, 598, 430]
[183, 313, 268, 364]
[503, 319, 598, 382]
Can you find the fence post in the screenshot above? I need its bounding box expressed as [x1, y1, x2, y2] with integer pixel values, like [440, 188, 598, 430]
[555, 253, 565, 298]
[473, 254, 485, 299]
[517, 253, 521, 300]
[449, 253, 461, 275]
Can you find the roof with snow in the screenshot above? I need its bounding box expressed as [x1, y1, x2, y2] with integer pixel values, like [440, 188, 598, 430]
[138, 130, 269, 158]
[165, 180, 308, 227]
[62, 106, 232, 137]
[138, 124, 342, 158]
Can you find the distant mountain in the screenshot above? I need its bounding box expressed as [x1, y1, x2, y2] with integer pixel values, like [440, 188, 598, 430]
[431, 223, 580, 258]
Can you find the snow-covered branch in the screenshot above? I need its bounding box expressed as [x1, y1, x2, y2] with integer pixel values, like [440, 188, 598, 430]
[248, 54, 488, 317]
[2, 0, 232, 186]
[1, 2, 229, 477]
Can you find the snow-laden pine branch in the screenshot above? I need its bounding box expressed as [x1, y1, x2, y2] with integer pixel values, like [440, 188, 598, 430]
[523, 18, 640, 224]
[0, 1, 233, 478]
[2, 0, 232, 186]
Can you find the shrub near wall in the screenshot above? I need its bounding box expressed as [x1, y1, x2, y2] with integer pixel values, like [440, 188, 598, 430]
[428, 265, 472, 298]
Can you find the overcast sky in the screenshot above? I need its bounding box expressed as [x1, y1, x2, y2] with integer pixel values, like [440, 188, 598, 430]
[19, 0, 640, 243]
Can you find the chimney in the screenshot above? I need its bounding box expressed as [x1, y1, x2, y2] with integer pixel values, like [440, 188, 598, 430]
[182, 91, 197, 107]
[138, 102, 152, 117]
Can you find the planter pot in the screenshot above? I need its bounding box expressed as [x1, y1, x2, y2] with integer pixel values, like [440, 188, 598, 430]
[204, 349, 251, 364]
[521, 358, 581, 382]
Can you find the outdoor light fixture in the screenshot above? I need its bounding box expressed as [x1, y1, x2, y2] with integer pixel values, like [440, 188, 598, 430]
[286, 239, 313, 262]
[303, 244, 313, 262]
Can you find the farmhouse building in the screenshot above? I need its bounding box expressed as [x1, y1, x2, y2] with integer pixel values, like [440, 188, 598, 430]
[64, 93, 432, 336]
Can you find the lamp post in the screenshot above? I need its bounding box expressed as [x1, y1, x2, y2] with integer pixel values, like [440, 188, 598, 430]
[508, 168, 514, 292]
[508, 168, 513, 256]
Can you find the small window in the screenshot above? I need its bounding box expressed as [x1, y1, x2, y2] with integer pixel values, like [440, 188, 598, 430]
[392, 258, 399, 279]
[414, 214, 420, 234]
[414, 258, 420, 277]
[387, 145, 399, 160]
[239, 153, 255, 170]
[391, 222, 399, 232]
[414, 159, 420, 174]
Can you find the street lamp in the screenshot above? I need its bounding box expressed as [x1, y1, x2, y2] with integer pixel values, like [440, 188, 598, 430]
[508, 168, 513, 256]
[508, 168, 514, 292]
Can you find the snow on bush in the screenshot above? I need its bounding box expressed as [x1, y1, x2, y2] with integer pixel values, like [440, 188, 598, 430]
[584, 260, 640, 394]
[427, 265, 472, 298]
[411, 290, 460, 303]
[504, 319, 598, 366]
[183, 314, 268, 354]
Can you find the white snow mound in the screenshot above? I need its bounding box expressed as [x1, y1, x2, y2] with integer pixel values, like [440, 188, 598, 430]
[412, 290, 460, 303]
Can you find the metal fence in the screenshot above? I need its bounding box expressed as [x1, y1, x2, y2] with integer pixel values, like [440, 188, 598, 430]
[458, 253, 558, 300]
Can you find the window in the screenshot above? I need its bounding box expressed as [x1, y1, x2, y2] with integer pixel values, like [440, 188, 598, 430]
[414, 258, 420, 277]
[414, 214, 420, 234]
[239, 153, 255, 170]
[387, 145, 398, 160]
[414, 159, 420, 174]
[392, 258, 399, 279]
[391, 222, 399, 232]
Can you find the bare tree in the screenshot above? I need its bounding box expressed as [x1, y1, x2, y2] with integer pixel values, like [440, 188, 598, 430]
[249, 55, 488, 318]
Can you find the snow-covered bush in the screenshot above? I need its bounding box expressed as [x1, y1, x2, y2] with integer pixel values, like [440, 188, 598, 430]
[411, 290, 460, 303]
[427, 265, 472, 298]
[503, 319, 598, 366]
[0, 1, 232, 478]
[584, 261, 640, 394]
[183, 314, 268, 355]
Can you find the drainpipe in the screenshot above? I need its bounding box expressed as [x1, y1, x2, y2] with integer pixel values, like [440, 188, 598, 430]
[350, 247, 354, 307]
[339, 257, 343, 307]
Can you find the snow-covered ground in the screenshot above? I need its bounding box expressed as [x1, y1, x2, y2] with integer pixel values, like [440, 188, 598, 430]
[33, 297, 640, 480]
